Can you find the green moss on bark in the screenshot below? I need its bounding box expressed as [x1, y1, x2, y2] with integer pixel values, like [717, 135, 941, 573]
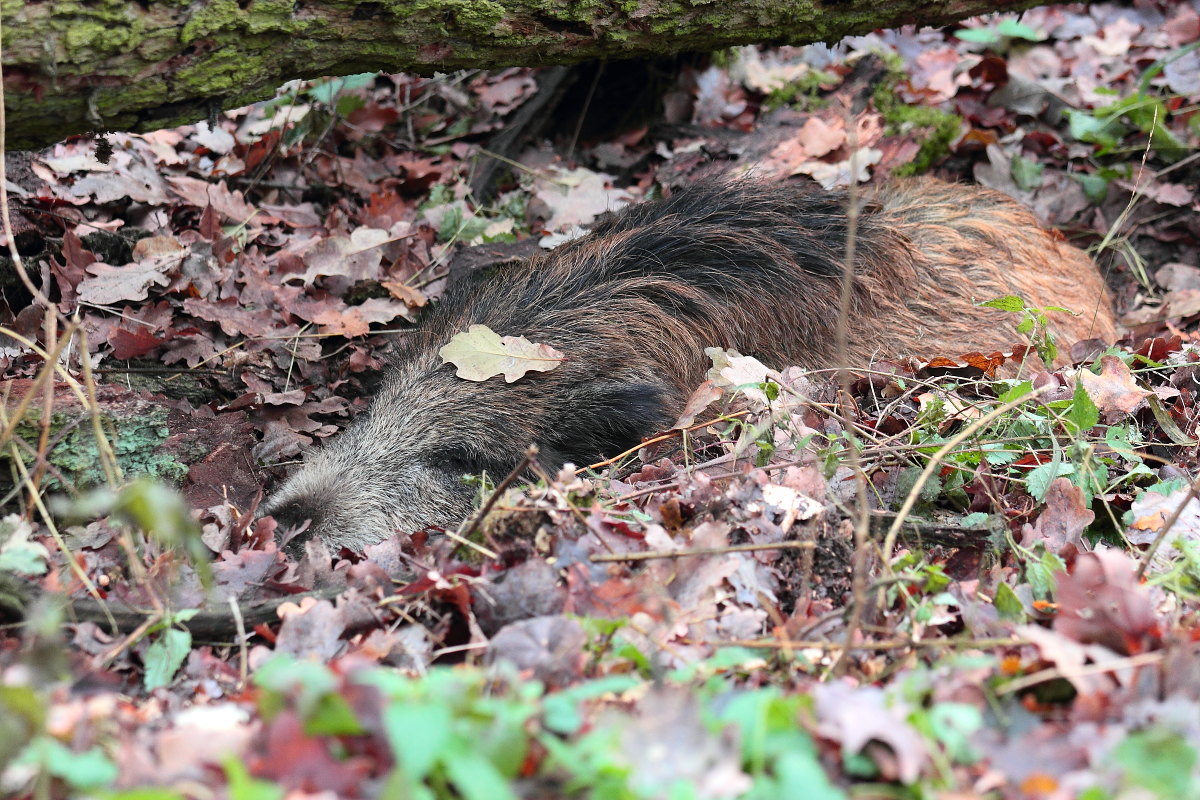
[3, 0, 1047, 149]
[872, 57, 963, 175]
[8, 407, 188, 493]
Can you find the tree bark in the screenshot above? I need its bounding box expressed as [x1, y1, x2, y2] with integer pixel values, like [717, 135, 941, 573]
[5, 0, 1045, 149]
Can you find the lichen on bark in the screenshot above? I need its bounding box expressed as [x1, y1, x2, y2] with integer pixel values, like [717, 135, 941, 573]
[3, 0, 1047, 148]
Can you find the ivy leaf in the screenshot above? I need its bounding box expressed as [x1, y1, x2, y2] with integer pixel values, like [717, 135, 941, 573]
[439, 325, 566, 383]
[144, 627, 192, 691]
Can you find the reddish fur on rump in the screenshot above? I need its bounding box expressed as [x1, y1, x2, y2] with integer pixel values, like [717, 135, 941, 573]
[265, 178, 1118, 551]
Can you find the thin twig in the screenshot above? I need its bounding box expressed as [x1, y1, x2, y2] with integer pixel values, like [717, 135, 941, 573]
[831, 111, 872, 677]
[229, 594, 249, 688]
[997, 650, 1168, 695]
[683, 635, 1028, 652]
[590, 541, 814, 563]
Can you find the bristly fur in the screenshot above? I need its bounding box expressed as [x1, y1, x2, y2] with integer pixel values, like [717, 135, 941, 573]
[265, 178, 1118, 551]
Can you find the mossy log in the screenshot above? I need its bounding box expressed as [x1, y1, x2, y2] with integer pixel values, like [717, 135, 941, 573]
[5, 0, 1048, 149]
[1, 379, 260, 511]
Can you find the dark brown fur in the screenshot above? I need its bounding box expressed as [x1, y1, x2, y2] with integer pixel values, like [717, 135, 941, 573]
[266, 178, 1117, 551]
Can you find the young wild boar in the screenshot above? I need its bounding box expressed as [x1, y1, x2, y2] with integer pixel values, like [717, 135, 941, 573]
[265, 178, 1118, 552]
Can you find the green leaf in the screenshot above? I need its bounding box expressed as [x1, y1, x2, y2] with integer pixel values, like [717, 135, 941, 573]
[18, 738, 119, 790]
[1025, 549, 1067, 599]
[980, 295, 1027, 313]
[1072, 172, 1110, 204]
[113, 480, 210, 583]
[954, 28, 1000, 44]
[105, 789, 188, 800]
[144, 627, 191, 691]
[960, 512, 990, 528]
[927, 702, 983, 762]
[308, 72, 376, 104]
[1010, 154, 1044, 191]
[443, 744, 520, 800]
[1066, 109, 1127, 150]
[1067, 377, 1100, 433]
[997, 380, 1033, 404]
[334, 94, 366, 117]
[995, 18, 1045, 40]
[1025, 461, 1074, 501]
[1113, 729, 1197, 797]
[774, 750, 846, 799]
[382, 704, 453, 780]
[224, 756, 285, 800]
[253, 656, 341, 723]
[542, 676, 640, 735]
[993, 581, 1026, 621]
[306, 692, 365, 737]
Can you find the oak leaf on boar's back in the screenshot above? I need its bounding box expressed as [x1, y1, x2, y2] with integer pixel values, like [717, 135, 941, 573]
[438, 324, 566, 382]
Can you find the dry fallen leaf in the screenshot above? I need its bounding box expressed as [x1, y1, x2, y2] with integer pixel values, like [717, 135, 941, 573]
[1078, 356, 1152, 416]
[533, 165, 631, 231]
[77, 262, 172, 305]
[438, 324, 565, 382]
[1020, 477, 1094, 554]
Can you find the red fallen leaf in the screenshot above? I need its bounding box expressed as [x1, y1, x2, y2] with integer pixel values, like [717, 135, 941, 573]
[956, 127, 999, 151]
[1134, 334, 1184, 362]
[1115, 178, 1194, 207]
[564, 565, 659, 619]
[1011, 453, 1052, 468]
[197, 204, 222, 240]
[252, 711, 372, 792]
[917, 351, 1006, 378]
[1054, 549, 1161, 655]
[346, 103, 400, 133]
[132, 234, 184, 261]
[1078, 355, 1152, 416]
[1021, 774, 1059, 794]
[108, 325, 164, 359]
[907, 47, 963, 102]
[969, 54, 1008, 86]
[364, 191, 414, 228]
[380, 280, 428, 308]
[239, 127, 282, 173]
[61, 229, 97, 270]
[182, 297, 280, 338]
[1021, 478, 1094, 555]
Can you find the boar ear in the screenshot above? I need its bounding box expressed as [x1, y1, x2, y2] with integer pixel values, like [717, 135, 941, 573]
[549, 381, 672, 466]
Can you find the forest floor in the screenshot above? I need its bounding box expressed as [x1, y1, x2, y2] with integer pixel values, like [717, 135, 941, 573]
[3, 1, 1200, 797]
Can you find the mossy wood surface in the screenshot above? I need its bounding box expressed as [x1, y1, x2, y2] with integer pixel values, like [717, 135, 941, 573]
[6, 0, 1045, 148]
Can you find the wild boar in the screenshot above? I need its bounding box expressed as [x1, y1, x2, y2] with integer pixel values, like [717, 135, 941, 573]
[265, 178, 1118, 551]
